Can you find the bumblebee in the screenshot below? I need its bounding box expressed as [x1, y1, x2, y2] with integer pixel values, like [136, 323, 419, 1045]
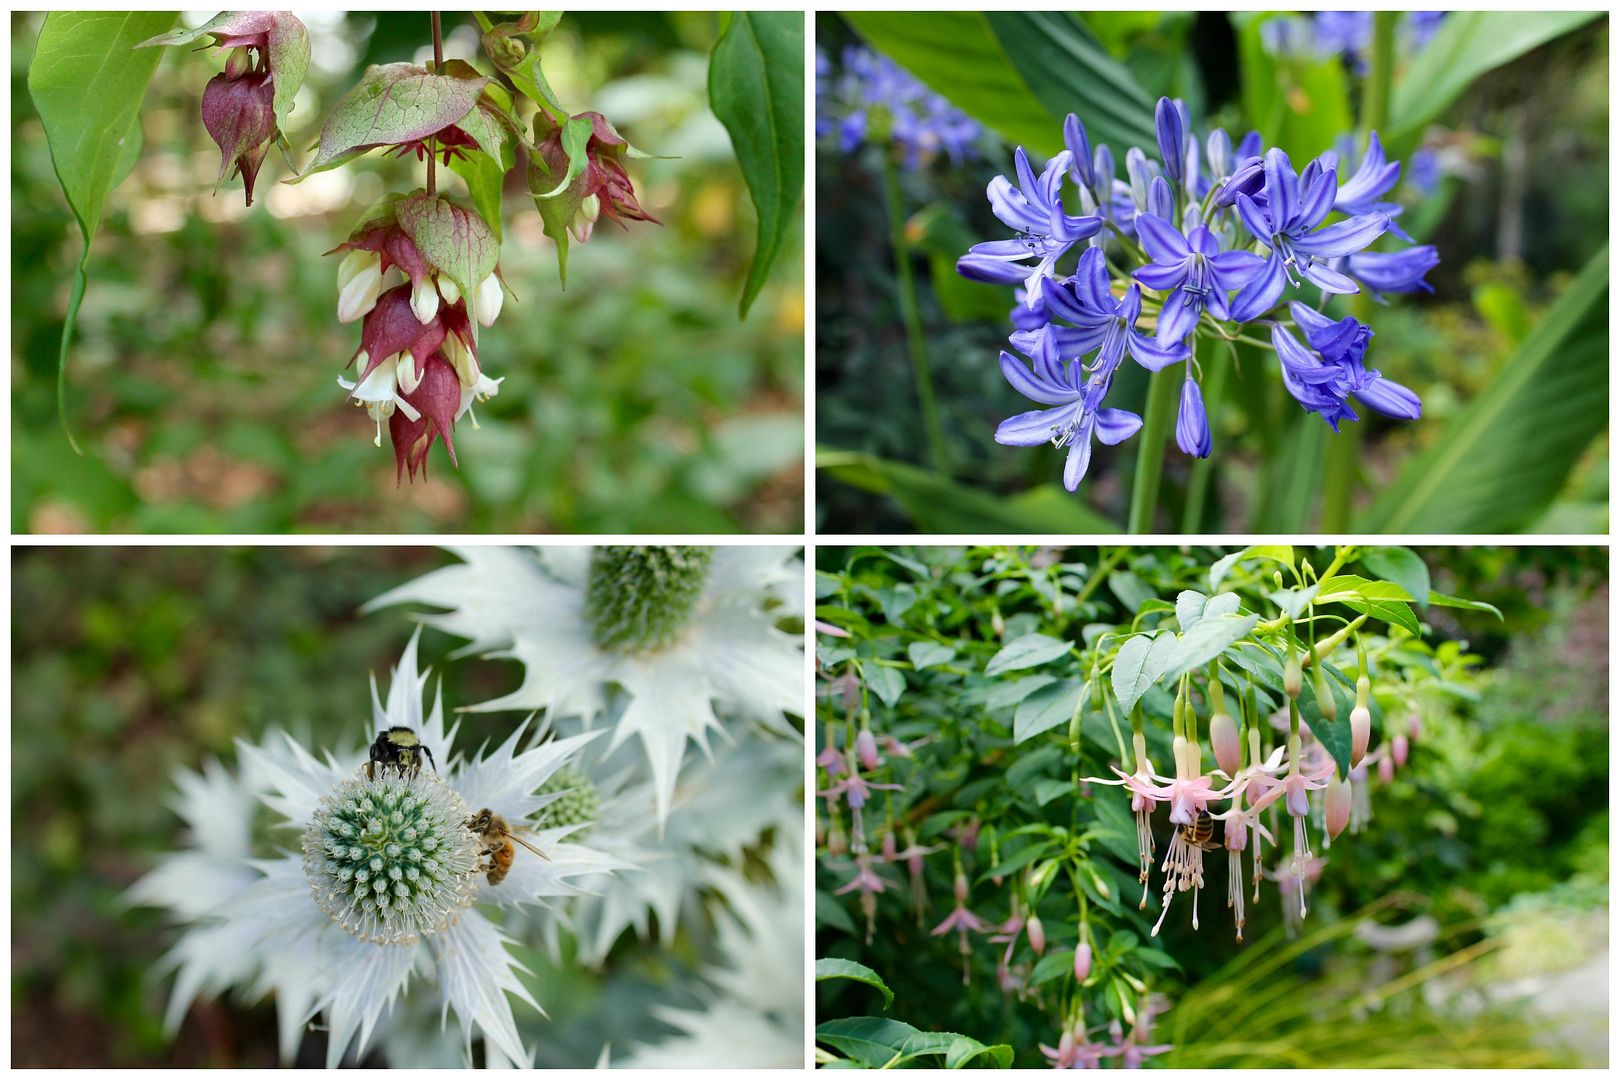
[366, 725, 438, 781]
[464, 808, 547, 885]
[1178, 808, 1221, 852]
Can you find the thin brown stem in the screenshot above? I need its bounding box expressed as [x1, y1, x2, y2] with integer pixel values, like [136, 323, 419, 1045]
[427, 12, 444, 195]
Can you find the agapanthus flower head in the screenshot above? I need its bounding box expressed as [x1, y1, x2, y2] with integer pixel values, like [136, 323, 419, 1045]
[957, 148, 1101, 305]
[817, 46, 981, 167]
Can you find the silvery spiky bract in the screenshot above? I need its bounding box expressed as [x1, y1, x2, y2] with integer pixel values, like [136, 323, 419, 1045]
[128, 632, 625, 1067]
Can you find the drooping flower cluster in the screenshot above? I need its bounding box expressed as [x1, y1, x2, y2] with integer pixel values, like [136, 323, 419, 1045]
[816, 47, 981, 168]
[138, 11, 311, 206]
[960, 97, 1437, 491]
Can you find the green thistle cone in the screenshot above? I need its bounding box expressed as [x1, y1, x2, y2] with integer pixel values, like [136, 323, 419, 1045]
[585, 546, 714, 654]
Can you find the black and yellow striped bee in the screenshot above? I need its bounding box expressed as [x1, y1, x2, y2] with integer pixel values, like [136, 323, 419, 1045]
[366, 725, 438, 781]
[1178, 809, 1221, 851]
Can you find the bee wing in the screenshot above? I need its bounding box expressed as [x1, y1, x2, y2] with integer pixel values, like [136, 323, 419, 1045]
[507, 832, 549, 860]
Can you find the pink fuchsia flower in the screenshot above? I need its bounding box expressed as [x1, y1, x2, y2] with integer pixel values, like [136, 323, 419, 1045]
[949, 818, 982, 850]
[815, 743, 844, 777]
[816, 756, 900, 811]
[1073, 939, 1092, 981]
[1106, 1010, 1173, 1069]
[1041, 1016, 1121, 1070]
[1393, 733, 1410, 768]
[1027, 914, 1047, 956]
[1082, 732, 1167, 903]
[932, 871, 990, 984]
[1247, 734, 1335, 917]
[855, 729, 881, 771]
[835, 852, 894, 944]
[1209, 709, 1242, 775]
[1324, 774, 1352, 841]
[1378, 751, 1396, 784]
[1408, 711, 1422, 741]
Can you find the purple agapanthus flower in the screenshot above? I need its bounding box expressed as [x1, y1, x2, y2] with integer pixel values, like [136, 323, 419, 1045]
[1272, 302, 1422, 430]
[1330, 132, 1413, 241]
[1229, 149, 1390, 319]
[1348, 245, 1440, 297]
[817, 47, 980, 168]
[1176, 370, 1212, 458]
[1133, 213, 1265, 342]
[957, 148, 1102, 306]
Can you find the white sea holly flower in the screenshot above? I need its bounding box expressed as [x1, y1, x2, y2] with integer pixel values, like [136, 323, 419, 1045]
[612, 828, 805, 1068]
[127, 632, 626, 1067]
[367, 546, 805, 829]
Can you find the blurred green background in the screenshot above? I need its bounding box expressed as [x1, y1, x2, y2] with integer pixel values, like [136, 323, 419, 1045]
[815, 12, 1608, 534]
[12, 12, 804, 534]
[9, 546, 734, 1066]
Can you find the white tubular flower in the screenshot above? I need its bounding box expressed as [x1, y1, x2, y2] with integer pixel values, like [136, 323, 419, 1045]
[337, 356, 419, 448]
[336, 250, 383, 323]
[438, 274, 461, 307]
[473, 273, 504, 327]
[127, 631, 625, 1067]
[410, 276, 441, 324]
[456, 373, 503, 429]
[367, 546, 805, 829]
[445, 329, 481, 387]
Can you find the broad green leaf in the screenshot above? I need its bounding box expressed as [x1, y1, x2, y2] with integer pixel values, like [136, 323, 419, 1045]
[1160, 612, 1260, 682]
[299, 63, 487, 177]
[534, 114, 594, 198]
[1386, 12, 1601, 152]
[1209, 545, 1293, 590]
[1316, 575, 1420, 638]
[1176, 589, 1241, 631]
[818, 449, 1122, 533]
[1359, 547, 1431, 611]
[864, 664, 905, 708]
[1300, 663, 1354, 777]
[1426, 592, 1504, 621]
[395, 192, 500, 301]
[446, 142, 509, 243]
[907, 641, 957, 671]
[987, 633, 1072, 676]
[709, 12, 803, 318]
[816, 889, 858, 935]
[29, 10, 177, 451]
[1014, 678, 1085, 744]
[986, 673, 1057, 711]
[846, 12, 1155, 157]
[815, 958, 893, 1009]
[1356, 245, 1608, 533]
[1111, 631, 1176, 716]
[816, 1017, 920, 1068]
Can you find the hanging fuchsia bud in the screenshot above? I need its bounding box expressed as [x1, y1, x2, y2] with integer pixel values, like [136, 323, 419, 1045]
[856, 729, 880, 771]
[1324, 774, 1352, 839]
[1209, 710, 1241, 775]
[953, 871, 969, 905]
[1409, 711, 1422, 741]
[1312, 663, 1338, 723]
[1350, 673, 1372, 767]
[1074, 940, 1092, 982]
[1393, 734, 1410, 768]
[1284, 654, 1302, 700]
[1027, 914, 1046, 956]
[201, 71, 275, 205]
[881, 830, 898, 862]
[1378, 753, 1395, 784]
[826, 814, 847, 857]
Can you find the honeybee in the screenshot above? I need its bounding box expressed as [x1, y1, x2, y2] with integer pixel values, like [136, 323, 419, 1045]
[1178, 809, 1221, 851]
[367, 725, 438, 781]
[464, 808, 548, 885]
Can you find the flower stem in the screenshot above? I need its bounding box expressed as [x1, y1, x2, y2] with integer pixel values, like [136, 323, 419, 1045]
[1181, 337, 1229, 531]
[427, 12, 444, 196]
[879, 149, 949, 476]
[1126, 365, 1179, 533]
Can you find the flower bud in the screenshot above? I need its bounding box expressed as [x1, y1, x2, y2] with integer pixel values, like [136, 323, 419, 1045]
[223, 45, 254, 80]
[953, 871, 968, 905]
[1393, 734, 1410, 768]
[1312, 665, 1338, 723]
[1349, 705, 1371, 768]
[437, 274, 461, 307]
[856, 729, 879, 771]
[200, 70, 275, 206]
[1027, 915, 1046, 956]
[474, 274, 504, 327]
[1073, 941, 1092, 982]
[394, 352, 423, 395]
[1284, 655, 1302, 700]
[1324, 775, 1351, 839]
[570, 193, 601, 243]
[1378, 753, 1395, 785]
[1408, 712, 1422, 741]
[410, 277, 441, 325]
[444, 331, 480, 388]
[1209, 710, 1240, 775]
[336, 250, 383, 323]
[881, 830, 897, 862]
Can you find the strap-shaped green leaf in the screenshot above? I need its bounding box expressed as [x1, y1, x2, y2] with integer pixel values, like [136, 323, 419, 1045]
[709, 12, 803, 319]
[1356, 244, 1608, 533]
[28, 10, 177, 451]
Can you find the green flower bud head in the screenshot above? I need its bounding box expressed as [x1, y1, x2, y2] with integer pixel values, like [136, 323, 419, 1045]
[586, 546, 715, 654]
[538, 766, 600, 837]
[1312, 663, 1337, 723]
[302, 770, 480, 945]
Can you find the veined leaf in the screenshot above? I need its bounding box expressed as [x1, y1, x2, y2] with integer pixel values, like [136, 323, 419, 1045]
[986, 633, 1071, 676]
[1111, 631, 1175, 716]
[815, 958, 893, 1010]
[1359, 547, 1431, 611]
[1160, 612, 1260, 682]
[298, 63, 487, 178]
[28, 10, 177, 451]
[709, 12, 803, 318]
[1014, 678, 1085, 744]
[1427, 592, 1504, 621]
[1356, 245, 1608, 533]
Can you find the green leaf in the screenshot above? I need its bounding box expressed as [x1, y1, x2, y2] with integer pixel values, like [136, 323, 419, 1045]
[395, 192, 500, 302]
[864, 664, 905, 708]
[818, 450, 1122, 533]
[1014, 678, 1085, 744]
[1161, 613, 1260, 683]
[815, 958, 893, 1010]
[1111, 631, 1175, 716]
[845, 12, 1155, 157]
[1359, 547, 1431, 611]
[1386, 12, 1601, 151]
[299, 63, 487, 177]
[907, 641, 957, 671]
[1300, 664, 1354, 777]
[709, 12, 803, 318]
[986, 633, 1072, 676]
[1031, 947, 1076, 987]
[816, 889, 858, 935]
[816, 1017, 920, 1068]
[1426, 592, 1504, 621]
[1315, 575, 1420, 637]
[29, 10, 177, 452]
[1176, 589, 1241, 631]
[1209, 545, 1293, 590]
[986, 674, 1057, 711]
[446, 144, 509, 243]
[1357, 245, 1607, 533]
[535, 114, 594, 198]
[1031, 777, 1073, 806]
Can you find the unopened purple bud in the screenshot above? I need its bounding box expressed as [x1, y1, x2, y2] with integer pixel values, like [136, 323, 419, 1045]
[856, 729, 879, 771]
[1154, 97, 1184, 184]
[1176, 375, 1212, 458]
[1147, 175, 1174, 222]
[1064, 113, 1093, 190]
[1074, 941, 1092, 982]
[1027, 915, 1046, 955]
[1207, 128, 1232, 179]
